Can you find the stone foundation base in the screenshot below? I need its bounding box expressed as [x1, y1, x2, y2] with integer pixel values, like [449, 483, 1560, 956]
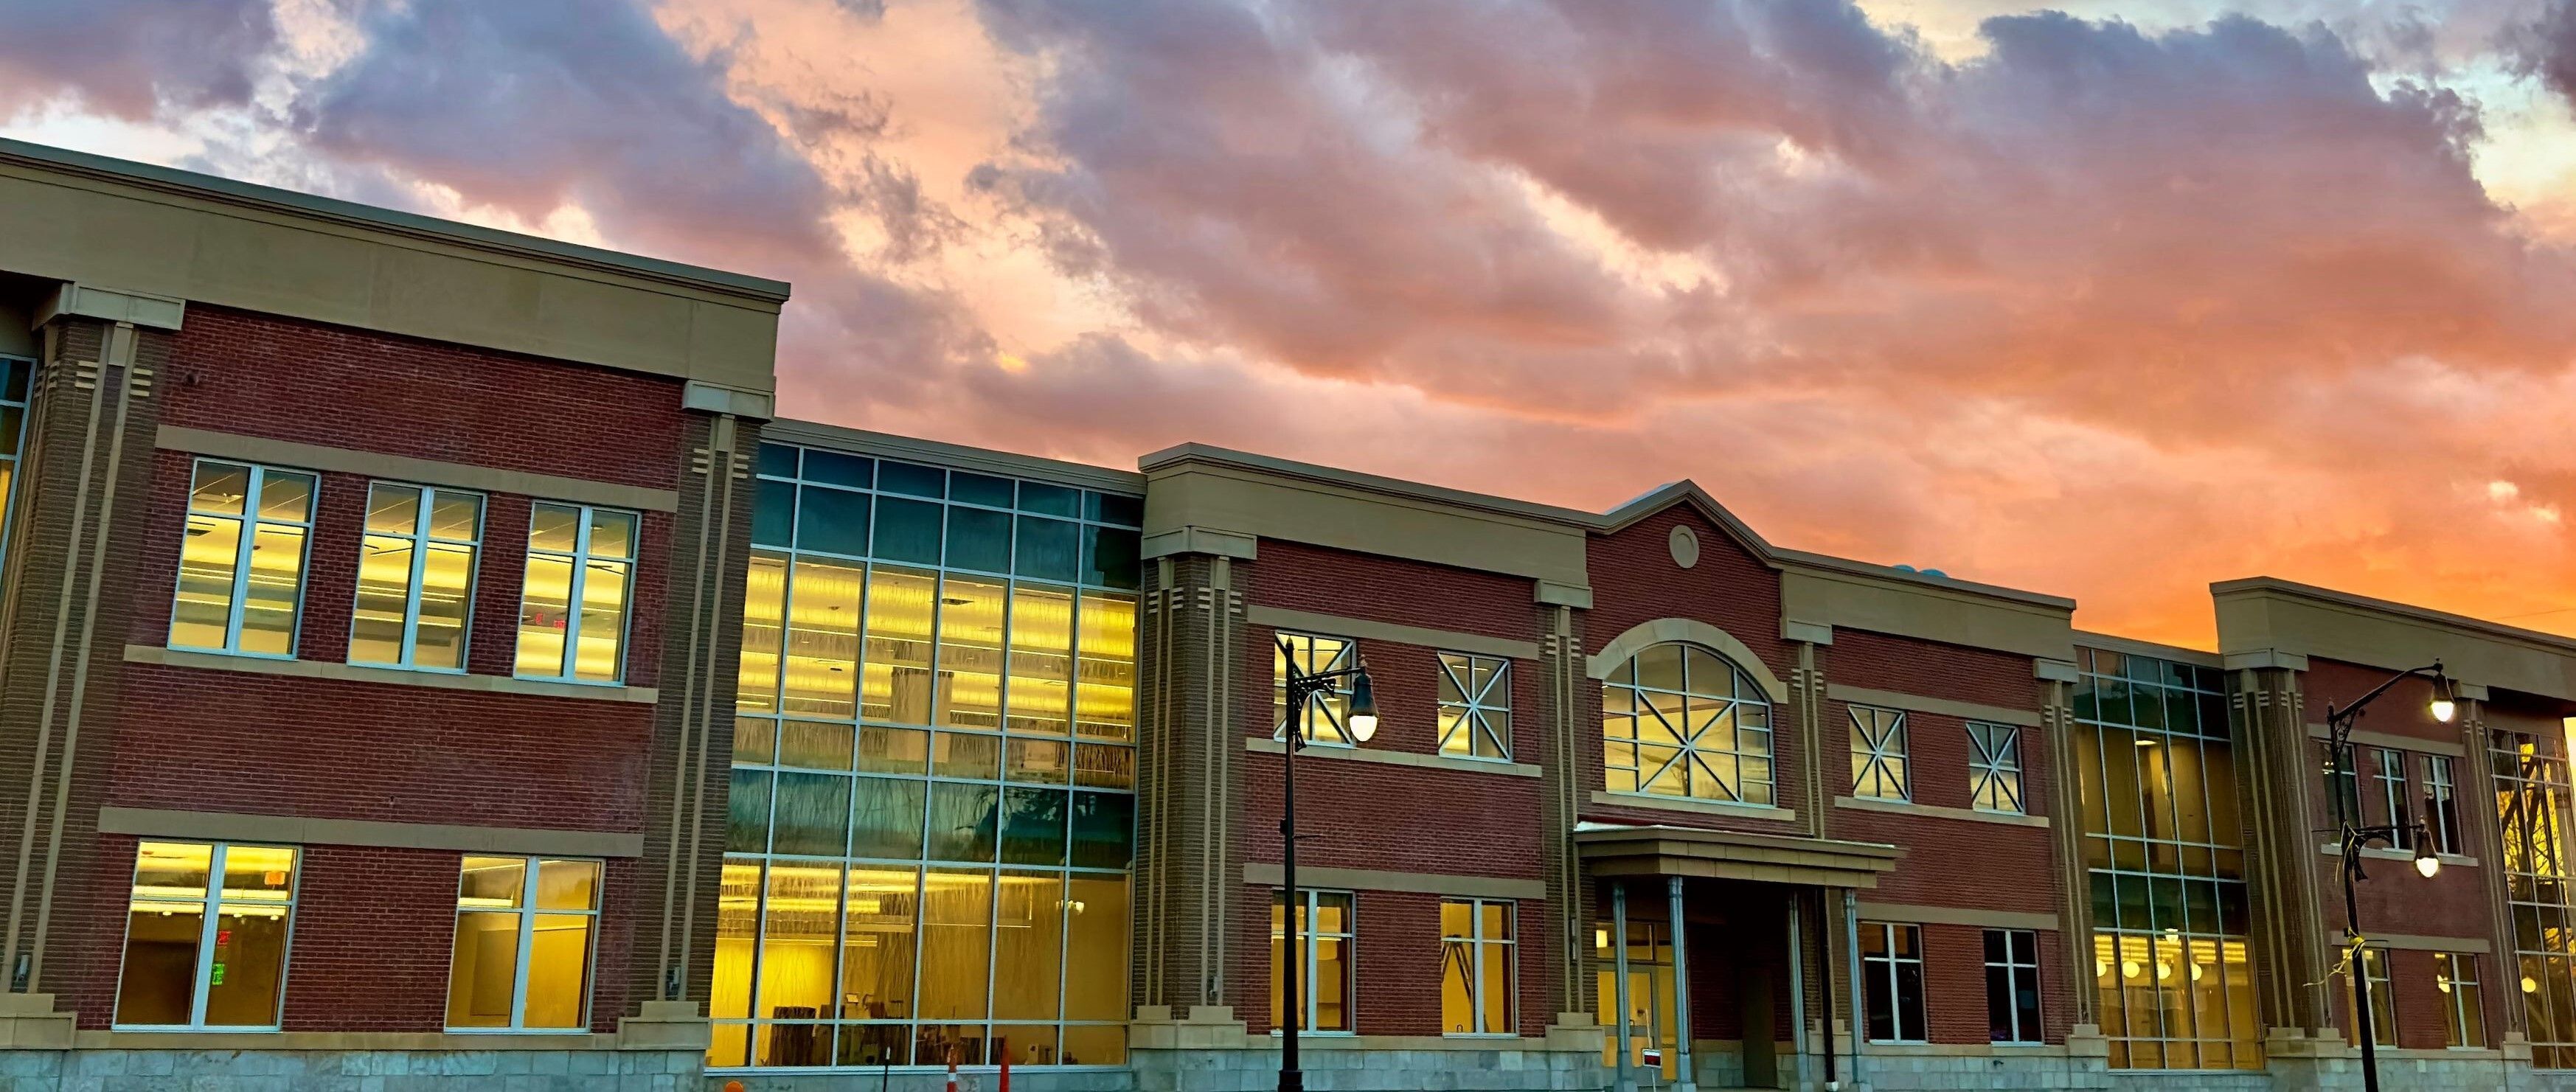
[0, 1047, 704, 1091]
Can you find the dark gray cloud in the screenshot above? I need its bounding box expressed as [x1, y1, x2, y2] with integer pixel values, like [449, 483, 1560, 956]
[2524, 0, 2576, 104]
[0, 0, 275, 120]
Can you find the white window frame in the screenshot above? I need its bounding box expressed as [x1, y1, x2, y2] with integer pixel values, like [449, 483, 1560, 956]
[1440, 897, 1516, 1037]
[1968, 722, 2024, 813]
[1601, 643, 1776, 804]
[0, 355, 33, 579]
[515, 501, 639, 684]
[170, 459, 316, 658]
[2375, 748, 2412, 849]
[1985, 928, 2042, 1043]
[112, 840, 299, 1032]
[2426, 755, 2459, 856]
[1274, 888, 1356, 1034]
[1274, 632, 1358, 747]
[1437, 652, 1512, 761]
[352, 482, 485, 671]
[1861, 921, 1927, 1044]
[2435, 951, 2482, 1048]
[1850, 706, 1911, 802]
[446, 855, 603, 1033]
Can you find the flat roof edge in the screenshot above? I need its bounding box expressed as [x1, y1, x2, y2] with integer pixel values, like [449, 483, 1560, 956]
[2212, 577, 2576, 657]
[767, 419, 1144, 493]
[0, 139, 791, 305]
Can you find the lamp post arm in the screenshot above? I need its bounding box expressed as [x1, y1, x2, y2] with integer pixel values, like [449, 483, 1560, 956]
[2325, 662, 2446, 743]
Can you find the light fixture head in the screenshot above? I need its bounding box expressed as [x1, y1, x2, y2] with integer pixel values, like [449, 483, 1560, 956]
[1347, 664, 1379, 743]
[2414, 844, 2443, 879]
[2429, 666, 2458, 724]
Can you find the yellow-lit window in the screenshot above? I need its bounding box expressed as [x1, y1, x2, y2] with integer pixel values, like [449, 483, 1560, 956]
[1273, 632, 1356, 745]
[0, 356, 32, 580]
[114, 841, 297, 1029]
[351, 483, 483, 670]
[447, 856, 601, 1031]
[169, 460, 316, 656]
[515, 502, 637, 683]
[1440, 898, 1515, 1035]
[1271, 889, 1355, 1033]
[1437, 653, 1512, 760]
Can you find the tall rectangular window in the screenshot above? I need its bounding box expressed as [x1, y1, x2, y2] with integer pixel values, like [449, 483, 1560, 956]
[448, 856, 602, 1030]
[2434, 952, 2484, 1048]
[1271, 890, 1354, 1033]
[2426, 755, 2460, 856]
[2325, 743, 2362, 827]
[2074, 648, 2257, 1070]
[1850, 706, 1909, 801]
[168, 460, 316, 656]
[1968, 722, 2024, 813]
[2344, 945, 2395, 1047]
[1437, 653, 1511, 760]
[515, 502, 637, 683]
[352, 484, 484, 670]
[1440, 898, 1515, 1035]
[0, 356, 31, 580]
[1273, 632, 1358, 746]
[1861, 921, 1926, 1043]
[114, 841, 298, 1029]
[2374, 748, 2413, 849]
[1986, 928, 2042, 1043]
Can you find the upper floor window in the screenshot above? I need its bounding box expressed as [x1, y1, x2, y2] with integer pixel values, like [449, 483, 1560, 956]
[2325, 744, 2362, 827]
[1968, 723, 2024, 813]
[2373, 748, 2413, 849]
[351, 484, 485, 670]
[169, 460, 316, 657]
[1274, 632, 1358, 746]
[0, 356, 31, 578]
[515, 502, 637, 683]
[1602, 643, 1774, 805]
[2426, 755, 2460, 855]
[1850, 706, 1910, 801]
[448, 856, 602, 1031]
[1861, 921, 1927, 1043]
[1437, 652, 1512, 760]
[114, 841, 299, 1029]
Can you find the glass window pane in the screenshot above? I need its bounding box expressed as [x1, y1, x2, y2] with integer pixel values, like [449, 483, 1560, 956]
[841, 866, 918, 1018]
[1075, 743, 1134, 789]
[1015, 516, 1080, 582]
[778, 720, 854, 771]
[586, 510, 636, 560]
[918, 868, 992, 1019]
[946, 507, 1012, 573]
[1071, 791, 1134, 869]
[446, 909, 519, 1028]
[201, 903, 291, 1026]
[572, 558, 628, 682]
[1001, 787, 1068, 866]
[349, 534, 414, 664]
[796, 486, 870, 557]
[872, 498, 943, 566]
[117, 902, 203, 1026]
[523, 913, 594, 1029]
[530, 503, 580, 553]
[430, 490, 483, 540]
[365, 483, 422, 535]
[851, 776, 927, 860]
[994, 870, 1064, 1018]
[934, 731, 1001, 779]
[937, 577, 1006, 729]
[1008, 585, 1075, 737]
[515, 554, 574, 677]
[458, 856, 527, 908]
[712, 861, 760, 1020]
[880, 462, 945, 498]
[1007, 738, 1071, 784]
[857, 726, 929, 775]
[754, 479, 795, 546]
[865, 567, 937, 724]
[782, 559, 861, 717]
[952, 472, 1015, 508]
[1076, 594, 1136, 743]
[804, 450, 872, 488]
[1018, 482, 1080, 516]
[237, 524, 305, 655]
[728, 768, 773, 853]
[1083, 526, 1141, 590]
[757, 443, 799, 479]
[536, 860, 600, 911]
[1064, 872, 1129, 1020]
[757, 863, 841, 1020]
[740, 552, 787, 712]
[170, 515, 243, 649]
[771, 772, 853, 857]
[414, 541, 476, 670]
[256, 470, 315, 523]
[928, 782, 999, 863]
[1089, 492, 1144, 527]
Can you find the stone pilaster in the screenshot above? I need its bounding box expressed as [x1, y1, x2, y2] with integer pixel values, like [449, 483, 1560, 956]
[1538, 601, 1586, 1016]
[1134, 549, 1246, 1012]
[2235, 664, 2338, 1038]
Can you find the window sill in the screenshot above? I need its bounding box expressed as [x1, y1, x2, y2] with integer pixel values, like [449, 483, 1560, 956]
[351, 661, 469, 676]
[2313, 842, 2478, 868]
[1245, 737, 1541, 779]
[445, 1027, 594, 1035]
[1588, 790, 1797, 824]
[131, 645, 659, 705]
[1833, 796, 2049, 829]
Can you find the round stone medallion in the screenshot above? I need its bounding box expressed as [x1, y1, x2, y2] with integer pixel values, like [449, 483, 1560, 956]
[1669, 525, 1701, 569]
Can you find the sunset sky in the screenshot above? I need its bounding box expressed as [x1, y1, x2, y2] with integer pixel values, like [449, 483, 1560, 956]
[8, 0, 2576, 647]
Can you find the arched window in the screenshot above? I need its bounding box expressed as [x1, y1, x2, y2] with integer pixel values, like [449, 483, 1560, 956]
[1602, 642, 1774, 805]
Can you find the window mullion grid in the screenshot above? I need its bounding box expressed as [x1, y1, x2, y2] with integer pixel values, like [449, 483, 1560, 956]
[189, 842, 228, 1026]
[398, 490, 432, 667]
[223, 468, 261, 650]
[563, 510, 593, 678]
[510, 857, 537, 1029]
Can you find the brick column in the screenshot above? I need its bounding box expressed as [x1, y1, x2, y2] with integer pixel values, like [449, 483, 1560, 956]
[0, 307, 173, 1013]
[1134, 547, 1246, 1015]
[1538, 599, 1586, 1017]
[2233, 664, 2338, 1042]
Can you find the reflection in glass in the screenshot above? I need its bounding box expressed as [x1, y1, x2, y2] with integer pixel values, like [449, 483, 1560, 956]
[170, 463, 314, 655]
[115, 841, 297, 1029]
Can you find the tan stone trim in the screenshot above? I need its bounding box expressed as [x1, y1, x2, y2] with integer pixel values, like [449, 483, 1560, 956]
[761, 417, 1144, 494]
[1240, 863, 1546, 901]
[1831, 795, 2049, 830]
[38, 283, 184, 330]
[2214, 577, 2576, 702]
[2035, 659, 2078, 683]
[1587, 618, 1788, 702]
[1853, 902, 2061, 933]
[157, 425, 679, 512]
[66, 1029, 707, 1051]
[1243, 736, 1539, 779]
[2303, 723, 2465, 757]
[1781, 565, 2076, 661]
[1782, 620, 1833, 645]
[2075, 630, 2221, 667]
[1143, 526, 1256, 560]
[2319, 931, 2492, 954]
[1825, 684, 2042, 727]
[1535, 580, 1592, 608]
[1587, 790, 1798, 824]
[97, 807, 644, 858]
[1246, 605, 1539, 661]
[1853, 1040, 2070, 1057]
[681, 380, 772, 420]
[128, 644, 659, 703]
[2314, 841, 2479, 869]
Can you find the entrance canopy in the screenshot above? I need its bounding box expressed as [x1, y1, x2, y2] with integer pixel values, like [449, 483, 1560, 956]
[1575, 821, 1902, 888]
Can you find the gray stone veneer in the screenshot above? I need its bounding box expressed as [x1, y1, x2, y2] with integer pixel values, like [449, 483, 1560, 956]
[0, 1048, 705, 1092]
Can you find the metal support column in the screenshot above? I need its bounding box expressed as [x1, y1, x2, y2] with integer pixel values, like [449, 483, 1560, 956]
[1667, 876, 1697, 1092]
[1613, 882, 1634, 1092]
[1788, 891, 1807, 1068]
[1843, 888, 1866, 1092]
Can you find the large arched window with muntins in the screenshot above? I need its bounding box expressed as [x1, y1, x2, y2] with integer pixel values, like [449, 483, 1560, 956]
[1602, 642, 1774, 805]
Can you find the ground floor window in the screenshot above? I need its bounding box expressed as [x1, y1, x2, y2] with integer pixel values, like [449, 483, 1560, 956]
[114, 841, 298, 1029]
[1861, 921, 1926, 1043]
[2435, 952, 2485, 1048]
[447, 856, 601, 1030]
[1440, 898, 1515, 1035]
[1985, 928, 2041, 1043]
[1272, 889, 1355, 1033]
[1594, 919, 1678, 1079]
[2342, 944, 2395, 1048]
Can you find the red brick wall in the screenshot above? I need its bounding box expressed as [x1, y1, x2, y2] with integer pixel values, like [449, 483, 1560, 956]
[2302, 659, 2490, 946]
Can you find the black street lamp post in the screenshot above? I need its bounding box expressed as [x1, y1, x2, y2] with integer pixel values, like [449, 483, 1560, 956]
[2322, 661, 2456, 1092]
[1275, 638, 1378, 1092]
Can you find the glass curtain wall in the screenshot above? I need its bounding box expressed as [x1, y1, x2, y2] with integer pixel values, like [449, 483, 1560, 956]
[2493, 728, 2576, 1068]
[0, 356, 30, 583]
[716, 442, 1141, 1071]
[2072, 649, 2261, 1070]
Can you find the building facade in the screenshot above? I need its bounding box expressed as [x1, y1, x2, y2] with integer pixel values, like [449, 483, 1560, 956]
[0, 139, 2572, 1091]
